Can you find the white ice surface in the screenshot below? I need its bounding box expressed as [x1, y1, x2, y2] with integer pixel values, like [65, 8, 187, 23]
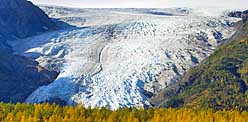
[9, 7, 241, 110]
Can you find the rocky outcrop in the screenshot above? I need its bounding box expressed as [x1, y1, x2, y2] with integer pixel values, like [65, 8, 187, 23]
[228, 11, 242, 18]
[0, 0, 57, 40]
[227, 10, 248, 23]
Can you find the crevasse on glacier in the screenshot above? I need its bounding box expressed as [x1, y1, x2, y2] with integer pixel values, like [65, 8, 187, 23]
[10, 7, 240, 110]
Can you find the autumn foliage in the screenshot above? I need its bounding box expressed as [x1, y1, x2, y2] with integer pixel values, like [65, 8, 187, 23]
[0, 102, 248, 122]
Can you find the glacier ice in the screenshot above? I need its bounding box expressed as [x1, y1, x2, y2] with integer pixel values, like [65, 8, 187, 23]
[9, 7, 241, 110]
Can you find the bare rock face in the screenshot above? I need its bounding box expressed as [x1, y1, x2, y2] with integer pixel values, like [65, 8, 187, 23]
[0, 0, 57, 40]
[228, 11, 242, 18]
[227, 10, 248, 23]
[0, 0, 58, 103]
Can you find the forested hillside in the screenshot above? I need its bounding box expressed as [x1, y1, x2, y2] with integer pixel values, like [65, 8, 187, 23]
[153, 20, 248, 110]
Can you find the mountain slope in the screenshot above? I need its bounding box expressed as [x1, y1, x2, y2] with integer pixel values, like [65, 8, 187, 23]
[0, 0, 57, 40]
[152, 20, 248, 110]
[0, 0, 58, 103]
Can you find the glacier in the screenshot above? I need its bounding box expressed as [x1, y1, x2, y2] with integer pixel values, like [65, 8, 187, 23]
[9, 7, 241, 110]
